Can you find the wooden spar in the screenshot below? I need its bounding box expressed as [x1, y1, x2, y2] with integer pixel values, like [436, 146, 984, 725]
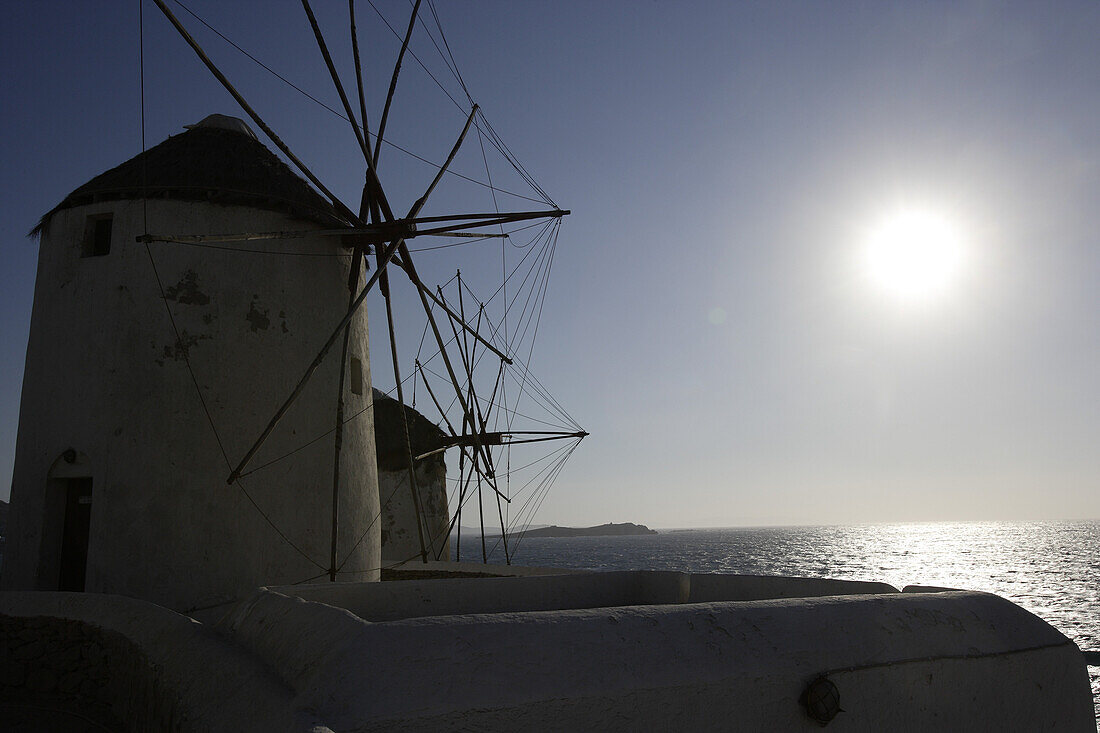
[405, 209, 570, 225]
[467, 376, 510, 562]
[301, 0, 371, 164]
[413, 431, 588, 461]
[374, 0, 423, 166]
[302, 0, 394, 253]
[454, 447, 464, 560]
[463, 280, 510, 565]
[348, 0, 370, 147]
[486, 337, 508, 435]
[462, 303, 507, 505]
[458, 279, 478, 561]
[411, 106, 479, 216]
[457, 273, 473, 391]
[433, 291, 496, 483]
[136, 207, 564, 246]
[460, 290, 498, 481]
[360, 141, 430, 563]
[431, 232, 509, 238]
[136, 228, 502, 245]
[382, 267, 430, 563]
[435, 442, 477, 562]
[329, 245, 364, 580]
[328, 171, 374, 582]
[443, 281, 496, 477]
[226, 237, 403, 484]
[139, 230, 322, 244]
[490, 374, 511, 565]
[495, 474, 510, 565]
[409, 213, 566, 238]
[150, 0, 359, 224]
[416, 359, 461, 437]
[476, 451, 486, 562]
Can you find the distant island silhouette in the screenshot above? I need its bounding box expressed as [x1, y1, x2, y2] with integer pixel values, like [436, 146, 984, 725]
[519, 522, 657, 538]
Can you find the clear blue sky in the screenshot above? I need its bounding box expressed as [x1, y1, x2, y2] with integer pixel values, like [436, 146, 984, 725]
[3, 1, 1099, 527]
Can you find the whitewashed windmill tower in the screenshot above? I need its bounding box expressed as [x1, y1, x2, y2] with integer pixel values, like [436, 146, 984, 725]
[2, 115, 381, 611]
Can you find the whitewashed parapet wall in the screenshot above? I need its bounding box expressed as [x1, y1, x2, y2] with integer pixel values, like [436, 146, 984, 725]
[3, 120, 381, 611]
[221, 578, 1096, 731]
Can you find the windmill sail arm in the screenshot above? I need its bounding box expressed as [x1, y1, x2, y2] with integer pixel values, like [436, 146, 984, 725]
[408, 105, 478, 218]
[408, 211, 566, 238]
[349, 0, 370, 145]
[413, 431, 588, 462]
[405, 209, 569, 226]
[375, 0, 423, 165]
[301, 0, 372, 165]
[135, 209, 565, 247]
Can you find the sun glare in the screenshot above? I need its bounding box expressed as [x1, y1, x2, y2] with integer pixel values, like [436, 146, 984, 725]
[863, 210, 964, 302]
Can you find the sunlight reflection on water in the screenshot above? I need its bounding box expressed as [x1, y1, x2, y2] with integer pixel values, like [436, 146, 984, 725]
[465, 520, 1100, 722]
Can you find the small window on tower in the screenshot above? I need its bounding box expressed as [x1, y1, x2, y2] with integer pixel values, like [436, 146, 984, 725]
[82, 214, 113, 257]
[350, 357, 363, 396]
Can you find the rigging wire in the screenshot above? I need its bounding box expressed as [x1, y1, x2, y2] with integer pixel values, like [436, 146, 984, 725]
[507, 224, 561, 429]
[509, 442, 581, 556]
[487, 437, 580, 559]
[140, 1, 324, 571]
[408, 0, 555, 208]
[414, 0, 472, 104]
[503, 221, 558, 355]
[362, 0, 466, 114]
[169, 0, 548, 206]
[505, 440, 576, 523]
[477, 111, 557, 207]
[427, 0, 472, 103]
[368, 0, 556, 208]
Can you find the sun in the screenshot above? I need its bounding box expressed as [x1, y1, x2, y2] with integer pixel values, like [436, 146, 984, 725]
[863, 209, 964, 302]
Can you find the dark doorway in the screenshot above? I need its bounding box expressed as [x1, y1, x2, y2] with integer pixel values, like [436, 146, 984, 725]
[58, 477, 93, 591]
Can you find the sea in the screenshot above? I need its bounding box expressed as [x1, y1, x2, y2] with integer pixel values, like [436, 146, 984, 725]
[458, 520, 1100, 723]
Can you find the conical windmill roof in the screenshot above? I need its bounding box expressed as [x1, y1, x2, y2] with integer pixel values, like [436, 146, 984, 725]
[32, 115, 345, 236]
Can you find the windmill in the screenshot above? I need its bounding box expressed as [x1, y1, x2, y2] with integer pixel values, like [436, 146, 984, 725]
[142, 1, 587, 573]
[4, 0, 585, 612]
